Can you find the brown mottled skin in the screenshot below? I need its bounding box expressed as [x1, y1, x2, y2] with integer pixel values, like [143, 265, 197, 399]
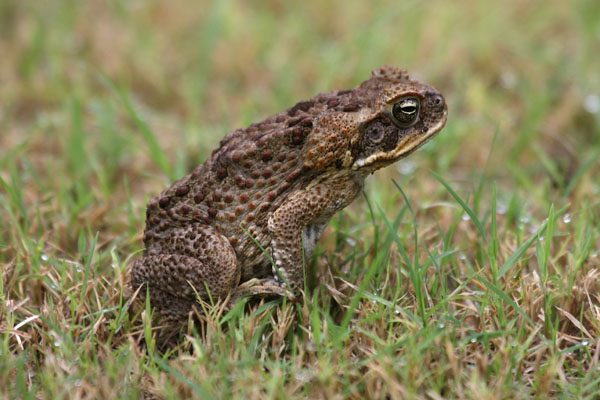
[130, 66, 448, 317]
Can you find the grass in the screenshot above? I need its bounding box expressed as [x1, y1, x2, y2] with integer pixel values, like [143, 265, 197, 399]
[1, 0, 600, 398]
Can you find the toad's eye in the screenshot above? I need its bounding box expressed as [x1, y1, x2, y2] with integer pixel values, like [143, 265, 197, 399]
[391, 97, 420, 127]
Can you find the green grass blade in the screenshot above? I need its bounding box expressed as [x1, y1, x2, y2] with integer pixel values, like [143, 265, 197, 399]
[498, 204, 569, 279]
[431, 170, 488, 242]
[478, 276, 535, 327]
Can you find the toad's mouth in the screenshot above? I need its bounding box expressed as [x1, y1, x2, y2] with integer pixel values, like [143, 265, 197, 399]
[352, 107, 448, 170]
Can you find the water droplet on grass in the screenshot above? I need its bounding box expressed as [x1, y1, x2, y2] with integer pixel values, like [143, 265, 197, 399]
[497, 203, 507, 215]
[461, 213, 470, 221]
[500, 71, 517, 89]
[295, 371, 311, 383]
[584, 94, 600, 114]
[470, 337, 477, 343]
[581, 340, 589, 346]
[563, 214, 571, 224]
[41, 254, 49, 262]
[398, 161, 416, 175]
[438, 323, 445, 329]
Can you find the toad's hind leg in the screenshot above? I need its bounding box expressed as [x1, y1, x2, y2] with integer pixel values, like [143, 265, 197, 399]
[130, 224, 240, 317]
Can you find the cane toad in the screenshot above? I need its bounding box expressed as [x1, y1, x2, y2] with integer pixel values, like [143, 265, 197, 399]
[130, 66, 447, 317]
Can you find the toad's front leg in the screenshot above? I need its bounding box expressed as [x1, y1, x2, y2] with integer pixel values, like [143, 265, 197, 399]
[266, 179, 362, 293]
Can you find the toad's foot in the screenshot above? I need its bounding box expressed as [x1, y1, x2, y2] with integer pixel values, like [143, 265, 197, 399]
[229, 278, 297, 304]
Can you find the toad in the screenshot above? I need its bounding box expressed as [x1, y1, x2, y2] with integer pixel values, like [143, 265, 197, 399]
[130, 66, 448, 317]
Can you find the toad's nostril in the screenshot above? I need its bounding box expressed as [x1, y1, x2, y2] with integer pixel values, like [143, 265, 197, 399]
[433, 95, 444, 106]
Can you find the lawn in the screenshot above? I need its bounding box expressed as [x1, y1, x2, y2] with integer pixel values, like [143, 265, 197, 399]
[1, 0, 599, 398]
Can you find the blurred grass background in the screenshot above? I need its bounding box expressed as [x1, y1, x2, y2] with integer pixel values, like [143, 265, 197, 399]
[1, 0, 599, 398]
[2, 0, 598, 247]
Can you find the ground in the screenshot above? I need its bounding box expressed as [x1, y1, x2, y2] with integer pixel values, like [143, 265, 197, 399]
[1, 0, 599, 398]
